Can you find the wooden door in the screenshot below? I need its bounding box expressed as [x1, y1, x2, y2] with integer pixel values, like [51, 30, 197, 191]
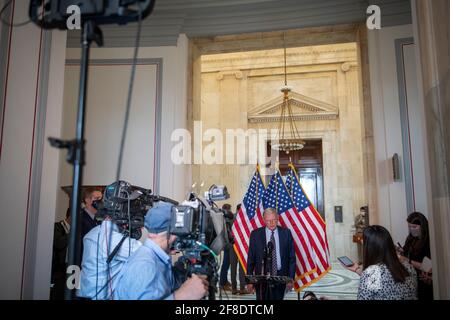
[265, 139, 325, 219]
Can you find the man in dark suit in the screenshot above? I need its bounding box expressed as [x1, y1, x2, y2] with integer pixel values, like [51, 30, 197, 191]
[75, 187, 103, 266]
[80, 187, 103, 239]
[50, 208, 71, 300]
[246, 208, 295, 300]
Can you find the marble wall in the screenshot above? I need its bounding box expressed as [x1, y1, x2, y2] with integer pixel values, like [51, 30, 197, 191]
[194, 42, 368, 261]
[412, 0, 450, 299]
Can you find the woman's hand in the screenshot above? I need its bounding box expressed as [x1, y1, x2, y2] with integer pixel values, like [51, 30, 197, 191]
[345, 263, 362, 276]
[419, 271, 433, 285]
[397, 253, 408, 263]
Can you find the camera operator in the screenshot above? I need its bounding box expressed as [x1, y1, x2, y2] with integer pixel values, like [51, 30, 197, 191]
[78, 216, 142, 300]
[114, 202, 209, 300]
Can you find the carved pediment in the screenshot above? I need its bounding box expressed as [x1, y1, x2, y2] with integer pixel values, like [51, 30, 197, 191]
[248, 91, 339, 123]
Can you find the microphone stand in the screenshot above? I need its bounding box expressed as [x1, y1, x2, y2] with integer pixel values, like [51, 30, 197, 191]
[266, 242, 273, 300]
[52, 21, 103, 301]
[260, 247, 267, 300]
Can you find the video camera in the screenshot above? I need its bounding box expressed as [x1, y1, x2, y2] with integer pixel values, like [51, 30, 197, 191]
[94, 180, 177, 240]
[170, 185, 230, 300]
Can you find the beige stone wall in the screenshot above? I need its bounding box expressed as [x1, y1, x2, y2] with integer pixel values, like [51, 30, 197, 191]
[195, 43, 367, 261]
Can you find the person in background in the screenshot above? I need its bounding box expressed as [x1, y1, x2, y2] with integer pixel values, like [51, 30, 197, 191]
[345, 225, 417, 300]
[80, 187, 103, 240]
[50, 208, 71, 300]
[221, 204, 248, 295]
[76, 187, 103, 265]
[397, 212, 433, 300]
[230, 204, 249, 294]
[219, 203, 233, 292]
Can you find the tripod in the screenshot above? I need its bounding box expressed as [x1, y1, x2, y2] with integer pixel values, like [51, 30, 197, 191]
[49, 21, 103, 300]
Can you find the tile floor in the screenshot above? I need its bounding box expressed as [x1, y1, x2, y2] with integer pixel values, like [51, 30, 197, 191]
[215, 262, 360, 300]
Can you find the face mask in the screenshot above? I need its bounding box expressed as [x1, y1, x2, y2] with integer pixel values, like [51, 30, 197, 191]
[92, 199, 102, 210]
[409, 227, 421, 238]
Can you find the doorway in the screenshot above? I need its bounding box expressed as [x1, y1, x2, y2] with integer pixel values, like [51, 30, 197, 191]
[266, 139, 325, 219]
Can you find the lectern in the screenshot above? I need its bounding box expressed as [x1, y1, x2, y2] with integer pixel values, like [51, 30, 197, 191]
[245, 275, 292, 300]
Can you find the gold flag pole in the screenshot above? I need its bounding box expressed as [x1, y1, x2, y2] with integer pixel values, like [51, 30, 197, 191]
[275, 158, 279, 212]
[255, 163, 259, 211]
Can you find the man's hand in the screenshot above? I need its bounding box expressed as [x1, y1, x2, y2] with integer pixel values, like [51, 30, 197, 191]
[174, 274, 209, 300]
[246, 284, 255, 293]
[286, 281, 294, 292]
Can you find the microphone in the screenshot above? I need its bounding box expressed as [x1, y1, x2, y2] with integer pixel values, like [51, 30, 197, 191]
[266, 241, 274, 275]
[267, 241, 274, 253]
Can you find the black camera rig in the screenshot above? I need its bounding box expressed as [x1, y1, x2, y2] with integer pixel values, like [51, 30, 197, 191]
[94, 180, 178, 239]
[30, 0, 155, 29]
[93, 180, 178, 264]
[169, 185, 230, 300]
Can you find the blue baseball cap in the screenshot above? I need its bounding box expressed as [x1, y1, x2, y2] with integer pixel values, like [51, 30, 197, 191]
[144, 201, 174, 234]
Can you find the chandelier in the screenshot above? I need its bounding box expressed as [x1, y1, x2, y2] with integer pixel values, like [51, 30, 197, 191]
[270, 34, 305, 154]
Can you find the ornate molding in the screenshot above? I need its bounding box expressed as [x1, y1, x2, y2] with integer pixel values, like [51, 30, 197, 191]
[216, 70, 243, 80]
[203, 48, 357, 65]
[248, 91, 339, 123]
[341, 62, 358, 72]
[249, 114, 338, 123]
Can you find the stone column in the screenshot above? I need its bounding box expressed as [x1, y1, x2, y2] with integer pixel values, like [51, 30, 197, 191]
[356, 25, 378, 227]
[218, 70, 244, 208]
[411, 0, 450, 299]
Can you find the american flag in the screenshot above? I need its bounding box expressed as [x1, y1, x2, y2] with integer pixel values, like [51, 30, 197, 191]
[231, 166, 266, 273]
[285, 164, 331, 284]
[263, 170, 318, 291]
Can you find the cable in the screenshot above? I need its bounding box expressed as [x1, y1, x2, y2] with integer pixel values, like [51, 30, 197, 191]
[115, 1, 143, 182]
[196, 241, 218, 260]
[104, 219, 113, 299]
[95, 230, 100, 300]
[0, 0, 33, 27]
[127, 191, 131, 258]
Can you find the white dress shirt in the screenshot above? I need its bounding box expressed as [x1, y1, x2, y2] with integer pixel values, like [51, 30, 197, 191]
[265, 227, 282, 271]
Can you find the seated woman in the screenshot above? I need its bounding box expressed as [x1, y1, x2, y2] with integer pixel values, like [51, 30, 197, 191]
[398, 212, 433, 300]
[346, 225, 417, 300]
